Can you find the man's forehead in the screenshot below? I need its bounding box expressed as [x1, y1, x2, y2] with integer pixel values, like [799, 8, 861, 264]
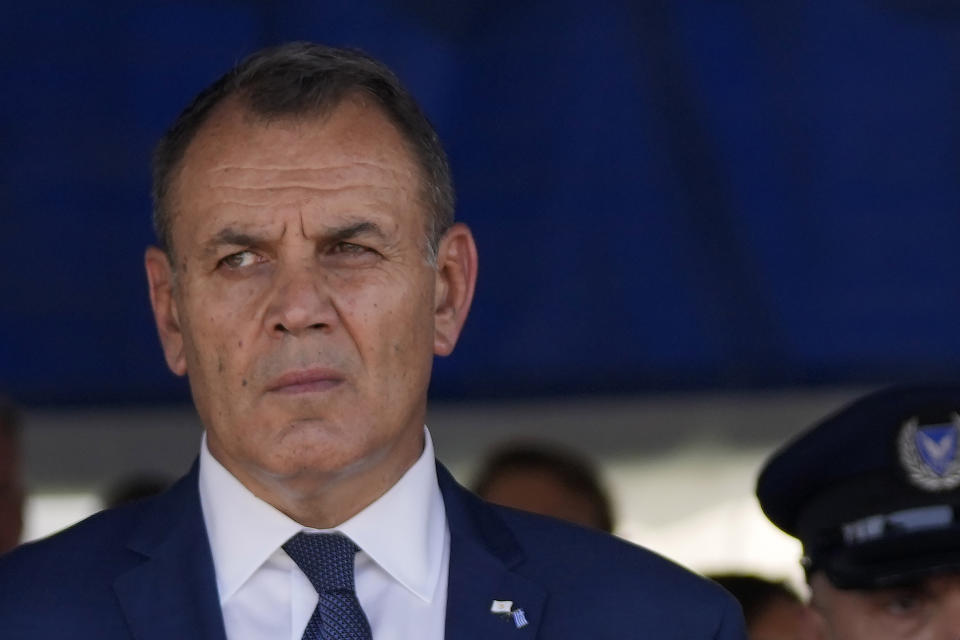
[203, 163, 412, 194]
[169, 101, 422, 227]
[183, 100, 414, 186]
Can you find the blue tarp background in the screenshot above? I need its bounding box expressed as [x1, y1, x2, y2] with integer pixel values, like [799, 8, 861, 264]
[3, 1, 960, 405]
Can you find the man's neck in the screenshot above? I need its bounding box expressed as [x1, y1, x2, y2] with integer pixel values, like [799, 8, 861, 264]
[208, 428, 425, 529]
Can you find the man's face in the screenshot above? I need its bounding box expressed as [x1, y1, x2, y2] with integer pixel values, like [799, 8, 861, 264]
[145, 98, 475, 512]
[810, 572, 960, 640]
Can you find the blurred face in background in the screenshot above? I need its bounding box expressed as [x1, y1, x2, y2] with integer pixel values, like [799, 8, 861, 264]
[810, 572, 960, 640]
[749, 594, 826, 640]
[0, 428, 24, 554]
[479, 467, 609, 531]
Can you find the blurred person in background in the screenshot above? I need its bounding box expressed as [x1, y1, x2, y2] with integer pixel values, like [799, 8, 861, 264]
[710, 574, 825, 640]
[0, 398, 24, 555]
[758, 385, 960, 639]
[472, 441, 615, 532]
[102, 474, 171, 510]
[0, 42, 743, 639]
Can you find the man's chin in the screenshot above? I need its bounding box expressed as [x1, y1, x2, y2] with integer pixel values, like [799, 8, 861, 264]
[259, 430, 369, 477]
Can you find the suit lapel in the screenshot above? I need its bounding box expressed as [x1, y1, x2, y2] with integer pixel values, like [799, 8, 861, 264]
[437, 464, 547, 639]
[113, 463, 227, 640]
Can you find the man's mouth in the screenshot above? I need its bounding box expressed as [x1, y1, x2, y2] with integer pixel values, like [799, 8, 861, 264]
[266, 369, 344, 394]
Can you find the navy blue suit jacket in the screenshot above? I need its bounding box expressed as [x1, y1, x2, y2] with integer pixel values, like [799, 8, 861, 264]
[0, 462, 744, 638]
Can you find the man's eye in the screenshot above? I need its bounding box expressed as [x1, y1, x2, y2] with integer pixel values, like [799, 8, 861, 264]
[332, 242, 373, 255]
[219, 250, 258, 269]
[882, 590, 926, 616]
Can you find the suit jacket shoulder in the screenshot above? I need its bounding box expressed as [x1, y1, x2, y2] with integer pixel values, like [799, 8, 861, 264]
[0, 464, 225, 640]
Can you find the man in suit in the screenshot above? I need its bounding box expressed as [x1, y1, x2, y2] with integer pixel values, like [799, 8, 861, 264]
[0, 42, 744, 639]
[757, 386, 960, 639]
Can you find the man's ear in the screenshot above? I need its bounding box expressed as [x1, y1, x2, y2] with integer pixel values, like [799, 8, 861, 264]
[433, 223, 478, 356]
[145, 247, 187, 376]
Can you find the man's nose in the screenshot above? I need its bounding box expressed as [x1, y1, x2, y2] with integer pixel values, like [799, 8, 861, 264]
[265, 260, 336, 336]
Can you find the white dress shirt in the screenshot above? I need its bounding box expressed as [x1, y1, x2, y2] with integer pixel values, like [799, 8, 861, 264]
[198, 428, 449, 640]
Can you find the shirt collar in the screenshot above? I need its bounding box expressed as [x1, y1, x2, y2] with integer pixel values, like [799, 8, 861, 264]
[198, 427, 446, 605]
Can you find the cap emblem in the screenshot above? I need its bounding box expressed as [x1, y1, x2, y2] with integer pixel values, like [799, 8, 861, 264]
[898, 415, 960, 491]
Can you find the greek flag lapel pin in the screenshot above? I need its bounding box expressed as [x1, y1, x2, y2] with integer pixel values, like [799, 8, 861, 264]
[490, 600, 529, 629]
[511, 608, 529, 629]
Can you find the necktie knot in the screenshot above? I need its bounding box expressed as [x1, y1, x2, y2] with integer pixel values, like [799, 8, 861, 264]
[283, 532, 361, 593]
[282, 532, 372, 639]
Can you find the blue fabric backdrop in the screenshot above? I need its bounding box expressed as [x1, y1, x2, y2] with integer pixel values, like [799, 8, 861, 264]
[3, 1, 960, 404]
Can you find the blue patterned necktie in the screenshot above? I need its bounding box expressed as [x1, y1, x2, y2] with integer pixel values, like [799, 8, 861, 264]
[283, 532, 374, 640]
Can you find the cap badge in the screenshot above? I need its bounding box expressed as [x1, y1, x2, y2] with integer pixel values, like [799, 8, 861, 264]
[898, 414, 960, 491]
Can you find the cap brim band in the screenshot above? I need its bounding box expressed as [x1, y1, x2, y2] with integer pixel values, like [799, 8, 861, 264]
[821, 529, 960, 589]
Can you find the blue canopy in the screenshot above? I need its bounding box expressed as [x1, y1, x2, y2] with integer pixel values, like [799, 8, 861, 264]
[3, 1, 959, 404]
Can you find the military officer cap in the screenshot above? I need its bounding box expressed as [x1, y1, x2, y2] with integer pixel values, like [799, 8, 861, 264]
[757, 385, 960, 589]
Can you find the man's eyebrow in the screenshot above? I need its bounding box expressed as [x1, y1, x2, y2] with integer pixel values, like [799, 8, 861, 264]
[326, 221, 387, 242]
[200, 222, 387, 255]
[201, 229, 265, 255]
